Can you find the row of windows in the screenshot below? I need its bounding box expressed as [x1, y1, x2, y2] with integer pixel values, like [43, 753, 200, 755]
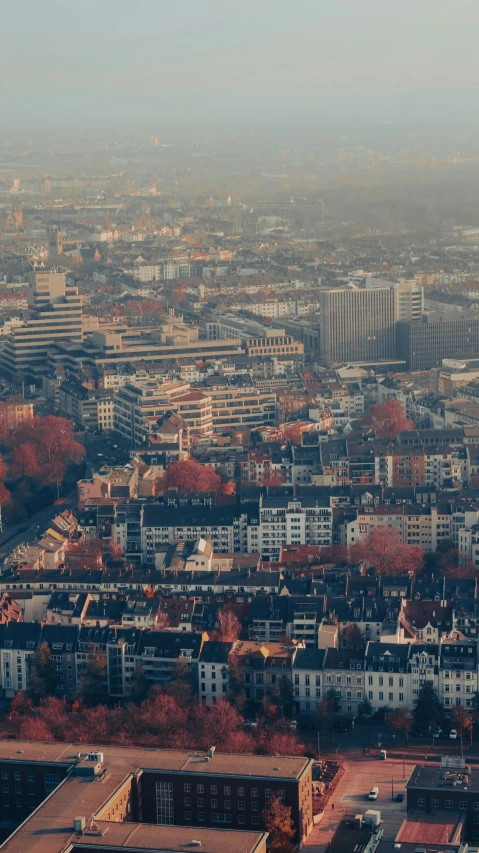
[183, 783, 282, 798]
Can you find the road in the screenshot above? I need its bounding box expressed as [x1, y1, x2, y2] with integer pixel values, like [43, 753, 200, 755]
[79, 432, 130, 468]
[305, 757, 414, 853]
[0, 490, 77, 562]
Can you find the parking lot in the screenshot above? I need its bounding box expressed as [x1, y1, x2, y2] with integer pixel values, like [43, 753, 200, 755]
[305, 757, 415, 853]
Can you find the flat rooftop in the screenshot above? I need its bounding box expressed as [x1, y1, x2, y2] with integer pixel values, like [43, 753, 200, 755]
[397, 811, 465, 846]
[72, 823, 267, 853]
[0, 741, 302, 853]
[407, 764, 478, 792]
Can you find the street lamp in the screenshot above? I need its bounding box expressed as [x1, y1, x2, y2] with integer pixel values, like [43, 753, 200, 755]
[391, 778, 394, 801]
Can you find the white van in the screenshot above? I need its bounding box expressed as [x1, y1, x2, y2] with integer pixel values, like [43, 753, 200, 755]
[368, 787, 379, 801]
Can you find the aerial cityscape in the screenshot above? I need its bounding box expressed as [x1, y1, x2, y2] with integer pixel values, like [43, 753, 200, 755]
[2, 3, 479, 853]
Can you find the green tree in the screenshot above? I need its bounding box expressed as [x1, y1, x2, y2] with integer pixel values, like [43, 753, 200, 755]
[414, 684, 443, 731]
[358, 697, 373, 719]
[78, 646, 107, 706]
[263, 795, 295, 853]
[28, 643, 56, 703]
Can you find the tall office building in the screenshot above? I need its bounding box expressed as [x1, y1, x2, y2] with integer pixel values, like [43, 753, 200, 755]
[365, 277, 424, 322]
[397, 313, 479, 371]
[319, 284, 396, 363]
[0, 271, 82, 379]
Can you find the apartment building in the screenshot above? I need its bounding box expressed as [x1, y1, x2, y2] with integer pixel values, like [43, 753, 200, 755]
[197, 641, 232, 704]
[114, 379, 212, 445]
[323, 648, 366, 717]
[259, 496, 333, 561]
[231, 640, 298, 707]
[439, 641, 479, 711]
[141, 504, 242, 561]
[204, 380, 277, 431]
[0, 622, 41, 698]
[106, 629, 206, 697]
[364, 643, 410, 711]
[57, 377, 114, 430]
[292, 648, 325, 717]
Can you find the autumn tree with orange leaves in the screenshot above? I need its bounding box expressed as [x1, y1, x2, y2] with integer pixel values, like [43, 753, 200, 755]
[10, 415, 84, 498]
[155, 459, 221, 493]
[349, 526, 424, 576]
[371, 399, 414, 441]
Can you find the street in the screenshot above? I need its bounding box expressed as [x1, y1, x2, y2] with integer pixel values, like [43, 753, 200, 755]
[0, 490, 77, 563]
[305, 757, 414, 853]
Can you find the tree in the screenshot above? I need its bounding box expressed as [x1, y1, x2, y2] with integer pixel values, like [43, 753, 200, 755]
[11, 415, 84, 498]
[130, 663, 150, 702]
[65, 537, 104, 571]
[28, 643, 56, 703]
[414, 684, 443, 731]
[259, 471, 284, 487]
[349, 527, 424, 576]
[155, 459, 221, 493]
[319, 545, 348, 565]
[77, 646, 107, 706]
[371, 399, 414, 441]
[358, 697, 373, 719]
[386, 707, 413, 745]
[453, 705, 473, 756]
[319, 688, 340, 740]
[264, 795, 295, 853]
[343, 622, 365, 651]
[216, 608, 241, 642]
[219, 481, 236, 496]
[281, 423, 304, 446]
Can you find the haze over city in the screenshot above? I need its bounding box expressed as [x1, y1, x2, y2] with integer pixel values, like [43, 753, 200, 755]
[0, 6, 479, 853]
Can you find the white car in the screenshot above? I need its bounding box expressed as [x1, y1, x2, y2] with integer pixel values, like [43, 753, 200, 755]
[449, 729, 458, 739]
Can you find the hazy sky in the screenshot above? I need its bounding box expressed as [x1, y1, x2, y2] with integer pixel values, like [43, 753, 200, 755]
[2, 0, 478, 128]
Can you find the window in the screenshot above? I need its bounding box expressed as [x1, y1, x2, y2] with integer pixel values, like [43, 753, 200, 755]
[14, 773, 21, 782]
[238, 801, 245, 810]
[184, 797, 191, 806]
[252, 816, 259, 826]
[224, 786, 231, 795]
[184, 784, 191, 792]
[460, 801, 467, 810]
[224, 800, 231, 810]
[198, 798, 204, 808]
[265, 789, 272, 799]
[1, 772, 8, 781]
[239, 815, 246, 825]
[44, 774, 61, 795]
[417, 798, 426, 807]
[445, 800, 453, 809]
[252, 801, 259, 812]
[184, 811, 192, 820]
[210, 785, 217, 794]
[251, 788, 258, 798]
[156, 781, 174, 825]
[211, 800, 218, 809]
[238, 787, 244, 797]
[198, 812, 205, 821]
[473, 802, 479, 811]
[431, 799, 439, 809]
[197, 784, 204, 793]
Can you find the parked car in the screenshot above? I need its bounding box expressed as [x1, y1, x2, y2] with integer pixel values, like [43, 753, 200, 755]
[368, 787, 379, 801]
[432, 727, 442, 738]
[396, 793, 404, 802]
[449, 729, 458, 739]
